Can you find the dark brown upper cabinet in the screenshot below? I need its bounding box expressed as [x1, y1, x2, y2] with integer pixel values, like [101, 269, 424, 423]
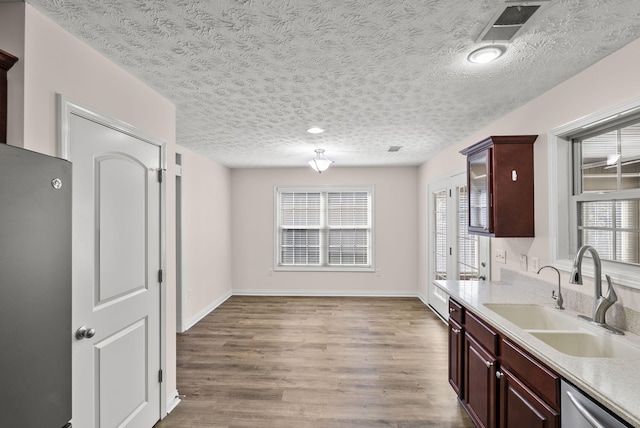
[460, 135, 537, 237]
[0, 49, 19, 144]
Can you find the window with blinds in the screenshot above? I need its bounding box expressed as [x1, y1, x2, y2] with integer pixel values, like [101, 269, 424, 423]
[275, 186, 374, 271]
[574, 118, 640, 265]
[458, 186, 479, 280]
[434, 189, 448, 280]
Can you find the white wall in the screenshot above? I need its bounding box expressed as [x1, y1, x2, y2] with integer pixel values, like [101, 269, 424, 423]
[418, 37, 640, 311]
[231, 167, 419, 295]
[1, 2, 181, 407]
[180, 146, 233, 327]
[0, 2, 25, 146]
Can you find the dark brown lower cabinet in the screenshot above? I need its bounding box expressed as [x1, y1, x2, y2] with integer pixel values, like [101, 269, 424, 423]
[498, 367, 559, 428]
[464, 335, 497, 428]
[448, 318, 464, 396]
[447, 298, 561, 427]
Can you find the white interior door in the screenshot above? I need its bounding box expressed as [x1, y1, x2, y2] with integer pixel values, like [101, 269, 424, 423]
[427, 172, 490, 320]
[68, 109, 163, 427]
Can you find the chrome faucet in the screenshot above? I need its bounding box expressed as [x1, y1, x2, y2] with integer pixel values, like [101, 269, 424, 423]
[569, 245, 623, 334]
[537, 265, 564, 309]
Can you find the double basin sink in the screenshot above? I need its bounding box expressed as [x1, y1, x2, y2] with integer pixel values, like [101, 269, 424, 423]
[483, 303, 640, 358]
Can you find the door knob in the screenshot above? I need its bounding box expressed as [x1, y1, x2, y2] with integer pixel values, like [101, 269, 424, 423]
[76, 326, 96, 340]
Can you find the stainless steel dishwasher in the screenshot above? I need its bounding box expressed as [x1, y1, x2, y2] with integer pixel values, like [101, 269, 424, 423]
[561, 380, 631, 427]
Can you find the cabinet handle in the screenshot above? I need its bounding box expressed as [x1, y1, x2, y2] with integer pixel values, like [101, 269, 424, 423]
[451, 328, 461, 334]
[496, 371, 503, 379]
[449, 307, 456, 313]
[485, 360, 493, 368]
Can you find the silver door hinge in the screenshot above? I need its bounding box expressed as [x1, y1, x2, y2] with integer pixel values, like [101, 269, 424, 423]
[157, 169, 165, 183]
[158, 369, 163, 383]
[158, 269, 163, 283]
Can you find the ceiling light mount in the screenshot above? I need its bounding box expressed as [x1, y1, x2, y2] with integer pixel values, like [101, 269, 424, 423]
[468, 45, 505, 64]
[308, 149, 333, 174]
[307, 127, 324, 134]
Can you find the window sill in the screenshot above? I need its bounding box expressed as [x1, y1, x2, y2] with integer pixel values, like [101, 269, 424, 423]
[274, 265, 375, 273]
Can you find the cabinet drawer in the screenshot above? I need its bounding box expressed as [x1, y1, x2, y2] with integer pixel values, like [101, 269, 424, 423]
[501, 338, 560, 409]
[448, 299, 464, 325]
[465, 310, 498, 354]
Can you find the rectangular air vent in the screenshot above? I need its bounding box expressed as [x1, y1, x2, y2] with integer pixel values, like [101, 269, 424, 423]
[477, 1, 550, 43]
[388, 146, 403, 152]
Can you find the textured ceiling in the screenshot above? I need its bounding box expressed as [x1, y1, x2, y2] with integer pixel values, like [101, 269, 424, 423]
[19, 0, 640, 168]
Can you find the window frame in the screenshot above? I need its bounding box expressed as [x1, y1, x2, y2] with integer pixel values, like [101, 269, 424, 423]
[548, 96, 640, 289]
[273, 185, 375, 272]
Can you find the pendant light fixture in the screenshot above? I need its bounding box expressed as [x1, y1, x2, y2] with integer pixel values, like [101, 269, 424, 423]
[308, 149, 333, 173]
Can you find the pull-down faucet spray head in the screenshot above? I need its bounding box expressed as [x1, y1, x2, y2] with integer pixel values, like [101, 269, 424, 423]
[569, 251, 584, 285]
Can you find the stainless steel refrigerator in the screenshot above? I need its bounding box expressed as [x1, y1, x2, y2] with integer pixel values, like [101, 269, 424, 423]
[0, 143, 72, 428]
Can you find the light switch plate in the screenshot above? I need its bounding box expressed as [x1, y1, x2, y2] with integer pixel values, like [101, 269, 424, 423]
[520, 254, 528, 271]
[531, 257, 539, 272]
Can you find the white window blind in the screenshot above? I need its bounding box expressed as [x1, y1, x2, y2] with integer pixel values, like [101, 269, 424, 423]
[276, 186, 374, 271]
[574, 118, 640, 265]
[279, 192, 321, 265]
[433, 189, 447, 280]
[458, 186, 479, 280]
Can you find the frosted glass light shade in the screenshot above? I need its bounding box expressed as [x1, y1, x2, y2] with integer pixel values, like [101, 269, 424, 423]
[308, 149, 334, 173]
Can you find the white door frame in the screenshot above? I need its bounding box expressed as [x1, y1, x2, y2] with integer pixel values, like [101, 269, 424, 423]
[56, 94, 168, 418]
[175, 149, 186, 333]
[427, 170, 490, 319]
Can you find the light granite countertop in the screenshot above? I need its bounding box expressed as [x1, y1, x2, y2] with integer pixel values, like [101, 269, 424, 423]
[434, 279, 640, 428]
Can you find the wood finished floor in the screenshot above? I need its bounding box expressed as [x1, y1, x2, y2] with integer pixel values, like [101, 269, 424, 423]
[154, 296, 475, 428]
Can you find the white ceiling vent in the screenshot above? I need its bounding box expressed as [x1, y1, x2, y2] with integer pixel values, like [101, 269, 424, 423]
[477, 1, 550, 43]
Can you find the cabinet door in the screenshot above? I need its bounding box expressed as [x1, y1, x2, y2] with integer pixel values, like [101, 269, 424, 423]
[498, 367, 559, 428]
[448, 319, 464, 397]
[464, 335, 497, 428]
[467, 149, 492, 234]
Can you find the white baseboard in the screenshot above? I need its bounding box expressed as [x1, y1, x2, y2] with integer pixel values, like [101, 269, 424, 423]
[166, 389, 181, 414]
[181, 290, 429, 333]
[184, 290, 233, 331]
[232, 289, 417, 297]
[417, 291, 429, 306]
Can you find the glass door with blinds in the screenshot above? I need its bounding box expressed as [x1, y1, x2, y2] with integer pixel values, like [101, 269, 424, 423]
[428, 173, 490, 320]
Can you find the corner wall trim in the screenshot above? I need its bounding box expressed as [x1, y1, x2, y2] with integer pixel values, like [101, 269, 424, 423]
[416, 292, 429, 307]
[165, 390, 181, 415]
[183, 290, 233, 332]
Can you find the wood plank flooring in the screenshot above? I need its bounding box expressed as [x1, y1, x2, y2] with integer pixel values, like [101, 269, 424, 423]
[154, 296, 474, 428]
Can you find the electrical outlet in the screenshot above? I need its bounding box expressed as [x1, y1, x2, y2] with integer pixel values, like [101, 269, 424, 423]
[495, 249, 506, 264]
[531, 257, 540, 272]
[520, 254, 528, 271]
[268, 269, 274, 276]
[187, 289, 193, 300]
[376, 269, 382, 276]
